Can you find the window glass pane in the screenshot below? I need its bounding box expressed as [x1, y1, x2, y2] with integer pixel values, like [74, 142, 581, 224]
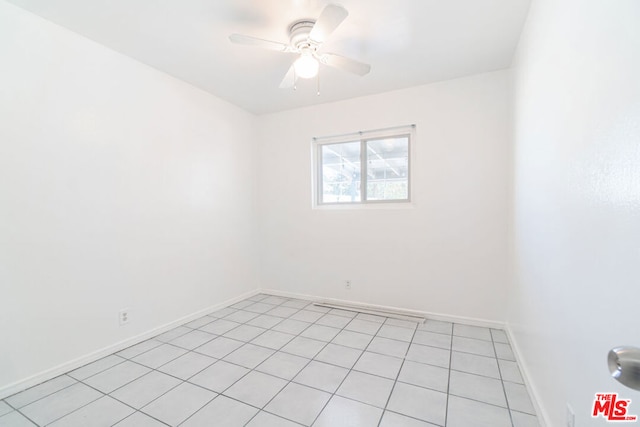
[365, 136, 409, 201]
[321, 141, 361, 203]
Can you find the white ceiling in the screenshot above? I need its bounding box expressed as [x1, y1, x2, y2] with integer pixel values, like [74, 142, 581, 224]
[7, 0, 531, 115]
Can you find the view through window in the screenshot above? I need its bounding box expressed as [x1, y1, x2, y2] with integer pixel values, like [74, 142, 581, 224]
[314, 126, 413, 205]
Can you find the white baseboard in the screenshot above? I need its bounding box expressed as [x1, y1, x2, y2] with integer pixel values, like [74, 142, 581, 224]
[505, 324, 550, 427]
[0, 289, 259, 400]
[260, 288, 506, 329]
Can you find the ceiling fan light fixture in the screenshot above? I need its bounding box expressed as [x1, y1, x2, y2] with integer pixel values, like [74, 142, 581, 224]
[229, 4, 370, 89]
[294, 52, 319, 79]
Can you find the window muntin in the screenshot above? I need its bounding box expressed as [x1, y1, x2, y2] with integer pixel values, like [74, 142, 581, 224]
[315, 126, 413, 205]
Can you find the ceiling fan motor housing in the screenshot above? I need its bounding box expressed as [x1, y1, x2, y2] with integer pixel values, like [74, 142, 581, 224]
[289, 20, 317, 50]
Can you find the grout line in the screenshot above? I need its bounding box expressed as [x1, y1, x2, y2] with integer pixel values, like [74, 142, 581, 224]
[38, 297, 283, 426]
[243, 302, 399, 424]
[81, 368, 181, 411]
[178, 297, 314, 426]
[492, 330, 515, 427]
[24, 384, 105, 426]
[3, 377, 78, 412]
[376, 323, 420, 427]
[5, 406, 40, 427]
[443, 328, 454, 426]
[82, 298, 295, 427]
[255, 304, 365, 423]
[152, 316, 476, 421]
[190, 302, 517, 422]
[3, 294, 524, 427]
[381, 409, 444, 427]
[302, 310, 381, 426]
[228, 306, 337, 425]
[97, 300, 295, 426]
[115, 410, 171, 426]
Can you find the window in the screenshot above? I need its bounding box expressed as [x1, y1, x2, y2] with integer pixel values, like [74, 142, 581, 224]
[313, 125, 413, 205]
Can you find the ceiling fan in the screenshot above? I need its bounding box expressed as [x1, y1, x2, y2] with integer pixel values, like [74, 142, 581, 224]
[229, 4, 371, 89]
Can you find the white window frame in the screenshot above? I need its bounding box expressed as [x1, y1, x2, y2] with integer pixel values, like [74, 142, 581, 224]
[312, 124, 415, 208]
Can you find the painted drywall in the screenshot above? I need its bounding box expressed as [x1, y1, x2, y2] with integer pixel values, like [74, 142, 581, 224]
[509, 0, 640, 425]
[0, 1, 257, 393]
[256, 70, 511, 323]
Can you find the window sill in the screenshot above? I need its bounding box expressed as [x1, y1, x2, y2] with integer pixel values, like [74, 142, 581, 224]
[312, 201, 415, 210]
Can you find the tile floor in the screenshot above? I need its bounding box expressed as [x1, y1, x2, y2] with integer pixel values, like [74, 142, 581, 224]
[0, 294, 539, 427]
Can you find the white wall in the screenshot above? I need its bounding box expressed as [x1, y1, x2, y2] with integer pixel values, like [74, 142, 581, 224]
[0, 1, 257, 394]
[12, 2, 638, 423]
[509, 0, 640, 425]
[256, 71, 511, 323]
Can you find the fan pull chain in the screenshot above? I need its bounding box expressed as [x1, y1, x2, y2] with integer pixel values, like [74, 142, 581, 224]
[293, 68, 297, 91]
[317, 72, 320, 96]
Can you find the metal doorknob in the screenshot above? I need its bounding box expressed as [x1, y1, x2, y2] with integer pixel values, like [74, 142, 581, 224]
[608, 346, 640, 391]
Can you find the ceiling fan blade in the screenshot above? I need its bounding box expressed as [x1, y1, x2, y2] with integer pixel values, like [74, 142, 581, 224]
[229, 34, 293, 52]
[309, 4, 348, 43]
[279, 63, 297, 89]
[317, 53, 371, 76]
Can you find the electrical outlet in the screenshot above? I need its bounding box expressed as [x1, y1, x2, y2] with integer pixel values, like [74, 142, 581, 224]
[119, 308, 130, 326]
[345, 280, 351, 290]
[566, 403, 575, 427]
